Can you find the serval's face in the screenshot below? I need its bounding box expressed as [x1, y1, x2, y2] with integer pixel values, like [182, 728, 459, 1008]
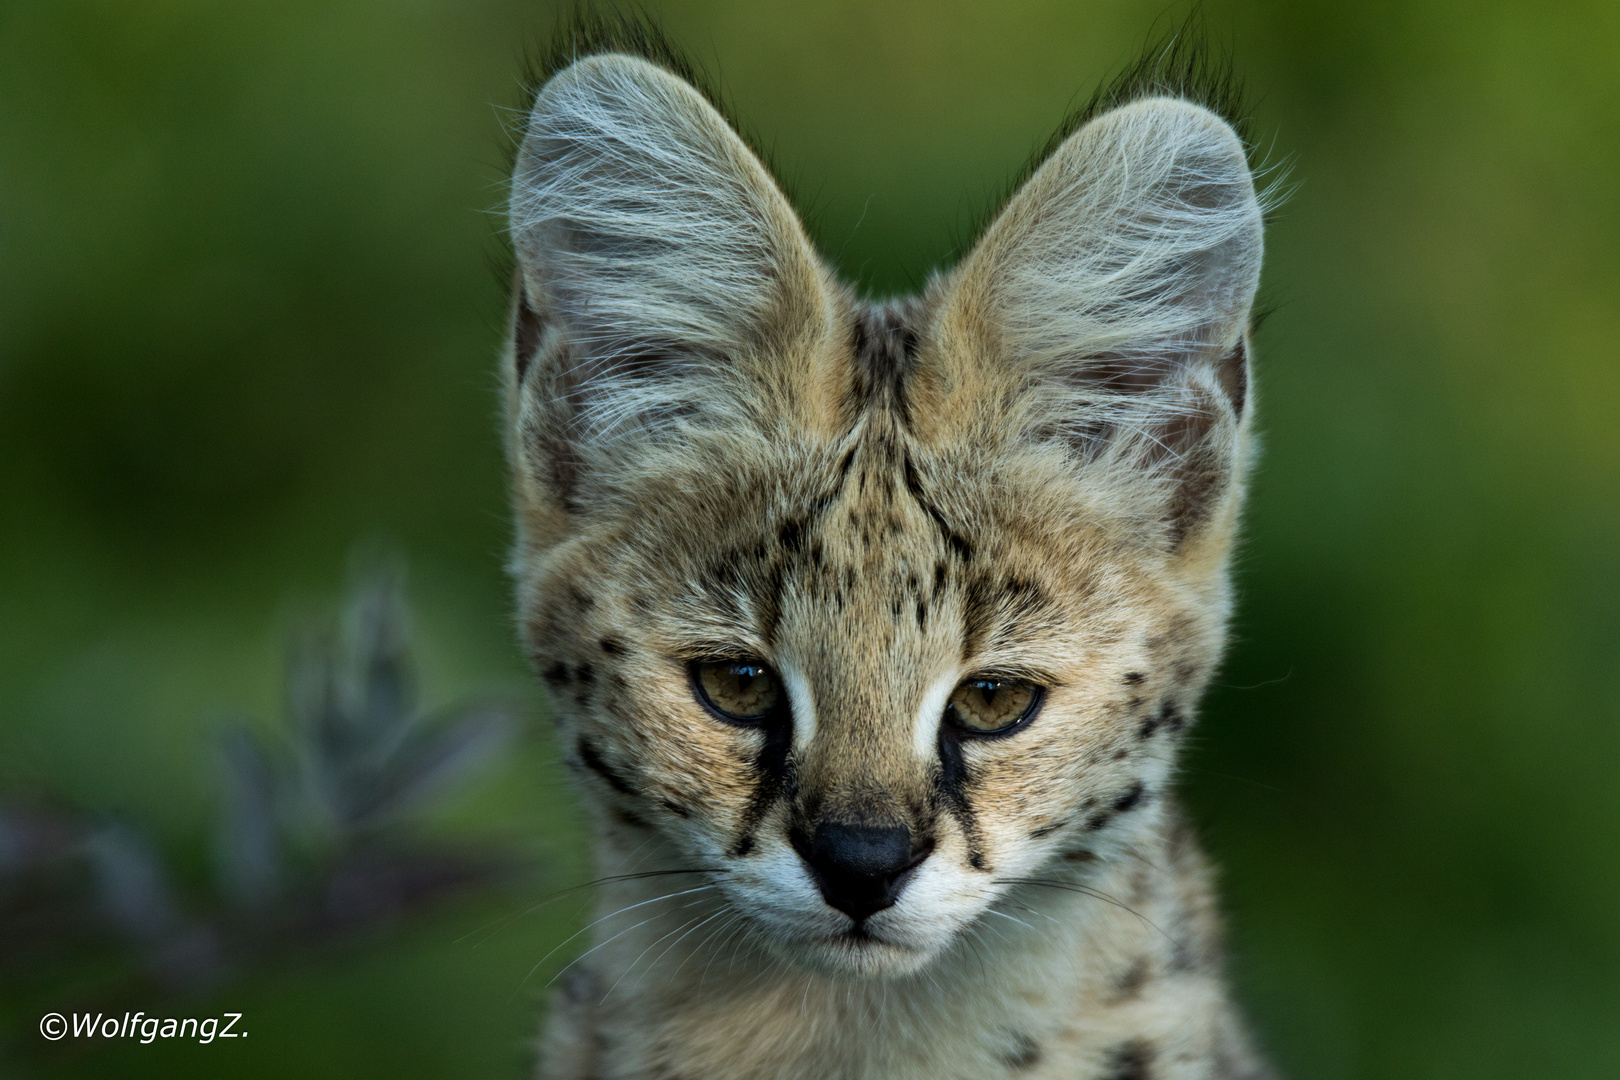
[506, 54, 1262, 977]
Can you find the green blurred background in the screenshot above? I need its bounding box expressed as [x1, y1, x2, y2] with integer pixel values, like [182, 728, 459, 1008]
[2, 0, 1616, 1076]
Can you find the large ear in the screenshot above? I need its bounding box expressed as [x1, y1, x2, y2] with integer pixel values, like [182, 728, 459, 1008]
[928, 96, 1265, 551]
[505, 53, 837, 534]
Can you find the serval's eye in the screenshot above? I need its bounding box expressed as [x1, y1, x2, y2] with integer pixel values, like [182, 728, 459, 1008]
[945, 677, 1042, 736]
[690, 659, 784, 723]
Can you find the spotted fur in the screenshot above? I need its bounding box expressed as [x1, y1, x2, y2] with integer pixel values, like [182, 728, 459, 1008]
[506, 18, 1276, 1080]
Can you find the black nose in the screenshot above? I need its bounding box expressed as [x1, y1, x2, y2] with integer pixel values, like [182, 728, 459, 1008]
[794, 822, 932, 923]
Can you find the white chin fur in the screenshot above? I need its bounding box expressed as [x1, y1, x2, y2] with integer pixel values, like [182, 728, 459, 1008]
[767, 925, 946, 979]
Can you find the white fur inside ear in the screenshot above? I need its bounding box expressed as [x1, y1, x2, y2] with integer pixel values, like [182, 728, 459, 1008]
[952, 95, 1269, 495]
[991, 97, 1265, 372]
[509, 54, 798, 438]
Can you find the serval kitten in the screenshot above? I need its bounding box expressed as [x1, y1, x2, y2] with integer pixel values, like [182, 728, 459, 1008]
[504, 18, 1276, 1080]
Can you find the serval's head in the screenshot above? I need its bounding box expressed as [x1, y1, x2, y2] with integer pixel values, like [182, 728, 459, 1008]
[503, 28, 1265, 978]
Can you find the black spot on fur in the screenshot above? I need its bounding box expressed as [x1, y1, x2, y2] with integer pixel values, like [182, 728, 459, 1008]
[1029, 819, 1068, 839]
[731, 833, 756, 857]
[577, 738, 638, 798]
[661, 798, 691, 818]
[1103, 1038, 1155, 1080]
[778, 519, 803, 553]
[1112, 781, 1147, 814]
[575, 663, 595, 685]
[1110, 957, 1151, 1002]
[543, 662, 570, 688]
[999, 1032, 1042, 1071]
[599, 637, 624, 655]
[915, 601, 928, 630]
[1123, 671, 1145, 685]
[1139, 701, 1184, 740]
[570, 587, 594, 611]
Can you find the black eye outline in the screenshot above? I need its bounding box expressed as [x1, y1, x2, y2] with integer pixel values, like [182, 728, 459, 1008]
[687, 658, 788, 726]
[943, 677, 1045, 739]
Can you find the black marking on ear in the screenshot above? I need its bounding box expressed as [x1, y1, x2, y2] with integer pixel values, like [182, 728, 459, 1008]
[935, 723, 988, 871]
[1161, 401, 1227, 547]
[999, 1033, 1042, 1071]
[1217, 339, 1248, 418]
[512, 286, 546, 386]
[1103, 1038, 1156, 1080]
[521, 410, 582, 514]
[577, 738, 639, 798]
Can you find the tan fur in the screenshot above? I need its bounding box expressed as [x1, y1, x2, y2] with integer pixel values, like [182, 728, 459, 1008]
[505, 51, 1274, 1080]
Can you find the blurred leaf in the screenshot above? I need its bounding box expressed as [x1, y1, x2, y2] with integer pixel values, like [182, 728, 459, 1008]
[216, 724, 282, 910]
[363, 703, 519, 823]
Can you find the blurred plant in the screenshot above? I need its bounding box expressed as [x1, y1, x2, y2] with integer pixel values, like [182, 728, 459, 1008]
[0, 562, 527, 1002]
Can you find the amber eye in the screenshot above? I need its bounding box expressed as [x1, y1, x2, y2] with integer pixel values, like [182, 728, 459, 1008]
[690, 660, 784, 723]
[945, 677, 1042, 736]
